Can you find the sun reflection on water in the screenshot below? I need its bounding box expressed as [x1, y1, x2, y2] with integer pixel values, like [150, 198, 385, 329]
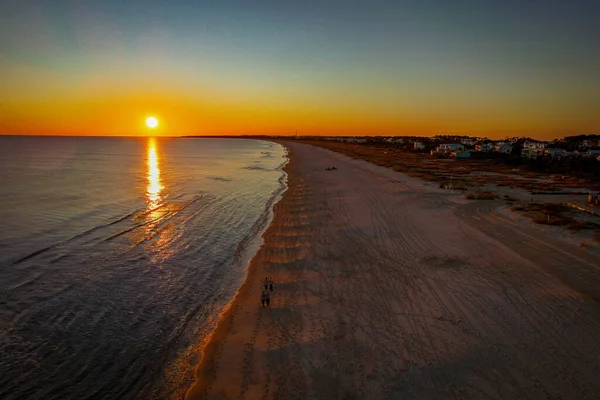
[146, 137, 163, 209]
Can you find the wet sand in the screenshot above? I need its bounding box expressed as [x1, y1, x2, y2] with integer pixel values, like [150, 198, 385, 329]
[186, 141, 600, 400]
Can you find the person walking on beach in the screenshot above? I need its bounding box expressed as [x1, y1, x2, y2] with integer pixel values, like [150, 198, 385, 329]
[264, 277, 269, 291]
[268, 278, 274, 292]
[261, 291, 268, 307]
[265, 290, 270, 307]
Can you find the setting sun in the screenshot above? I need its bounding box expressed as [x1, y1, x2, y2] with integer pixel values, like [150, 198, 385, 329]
[146, 116, 159, 129]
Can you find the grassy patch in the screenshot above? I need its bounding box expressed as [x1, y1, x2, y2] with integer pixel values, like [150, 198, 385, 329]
[512, 202, 600, 230]
[532, 214, 571, 226]
[466, 191, 497, 200]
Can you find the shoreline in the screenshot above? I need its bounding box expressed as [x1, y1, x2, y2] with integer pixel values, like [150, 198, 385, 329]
[185, 143, 295, 399]
[186, 141, 600, 399]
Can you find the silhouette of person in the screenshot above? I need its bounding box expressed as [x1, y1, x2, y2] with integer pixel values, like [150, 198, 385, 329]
[261, 291, 268, 307]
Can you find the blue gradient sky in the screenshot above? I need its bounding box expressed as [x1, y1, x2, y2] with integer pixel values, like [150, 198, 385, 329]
[1, 0, 599, 138]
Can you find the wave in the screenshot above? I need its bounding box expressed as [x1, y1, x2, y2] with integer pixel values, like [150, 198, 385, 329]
[233, 149, 289, 266]
[10, 210, 138, 265]
[10, 197, 206, 264]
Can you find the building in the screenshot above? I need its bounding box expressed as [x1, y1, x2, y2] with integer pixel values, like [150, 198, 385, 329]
[523, 140, 546, 150]
[585, 149, 600, 158]
[545, 148, 567, 158]
[414, 141, 425, 150]
[521, 148, 546, 159]
[437, 143, 464, 152]
[452, 151, 471, 159]
[495, 144, 513, 154]
[583, 138, 600, 148]
[343, 137, 366, 144]
[475, 143, 493, 152]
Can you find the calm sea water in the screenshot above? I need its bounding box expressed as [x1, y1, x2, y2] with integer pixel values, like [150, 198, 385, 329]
[0, 136, 287, 399]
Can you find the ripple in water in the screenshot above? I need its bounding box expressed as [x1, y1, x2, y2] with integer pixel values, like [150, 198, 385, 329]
[0, 137, 287, 400]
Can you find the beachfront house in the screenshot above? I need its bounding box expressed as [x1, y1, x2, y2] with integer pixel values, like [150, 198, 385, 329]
[583, 138, 600, 148]
[451, 151, 471, 159]
[475, 143, 493, 152]
[437, 143, 464, 153]
[521, 148, 535, 158]
[544, 148, 567, 158]
[523, 140, 547, 150]
[386, 137, 405, 144]
[414, 141, 425, 150]
[343, 137, 367, 144]
[521, 148, 545, 159]
[585, 149, 600, 158]
[495, 144, 513, 154]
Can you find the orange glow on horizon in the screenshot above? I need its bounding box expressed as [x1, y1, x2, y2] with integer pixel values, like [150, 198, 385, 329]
[0, 89, 597, 140]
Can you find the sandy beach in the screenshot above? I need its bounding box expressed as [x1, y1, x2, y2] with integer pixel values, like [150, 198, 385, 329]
[186, 141, 600, 400]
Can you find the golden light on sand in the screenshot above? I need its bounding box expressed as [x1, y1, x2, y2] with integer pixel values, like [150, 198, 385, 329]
[146, 116, 159, 129]
[146, 137, 163, 209]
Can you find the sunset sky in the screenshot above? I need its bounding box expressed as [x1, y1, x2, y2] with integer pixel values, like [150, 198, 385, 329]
[1, 0, 599, 139]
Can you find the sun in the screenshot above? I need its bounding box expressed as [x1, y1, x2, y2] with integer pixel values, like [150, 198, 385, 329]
[146, 116, 159, 129]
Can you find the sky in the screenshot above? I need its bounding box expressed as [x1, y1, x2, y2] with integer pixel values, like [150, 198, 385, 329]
[1, 0, 599, 139]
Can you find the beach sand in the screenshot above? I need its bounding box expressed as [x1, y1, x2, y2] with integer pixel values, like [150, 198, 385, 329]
[186, 142, 600, 400]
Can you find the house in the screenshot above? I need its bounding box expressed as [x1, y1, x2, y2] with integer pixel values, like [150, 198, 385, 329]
[475, 143, 493, 152]
[343, 137, 366, 144]
[523, 140, 546, 149]
[437, 143, 464, 152]
[585, 149, 600, 158]
[521, 148, 546, 159]
[521, 148, 535, 158]
[495, 144, 513, 154]
[385, 137, 405, 144]
[414, 141, 425, 150]
[453, 151, 471, 159]
[545, 148, 567, 158]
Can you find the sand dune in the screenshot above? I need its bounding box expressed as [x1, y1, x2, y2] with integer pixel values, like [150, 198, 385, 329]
[186, 142, 600, 400]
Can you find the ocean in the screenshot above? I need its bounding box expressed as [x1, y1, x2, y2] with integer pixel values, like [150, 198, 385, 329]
[0, 136, 287, 399]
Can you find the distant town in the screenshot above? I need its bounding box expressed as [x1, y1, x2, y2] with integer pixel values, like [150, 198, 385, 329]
[287, 134, 600, 161]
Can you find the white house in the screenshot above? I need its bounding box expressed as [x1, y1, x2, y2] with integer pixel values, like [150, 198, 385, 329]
[414, 141, 425, 150]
